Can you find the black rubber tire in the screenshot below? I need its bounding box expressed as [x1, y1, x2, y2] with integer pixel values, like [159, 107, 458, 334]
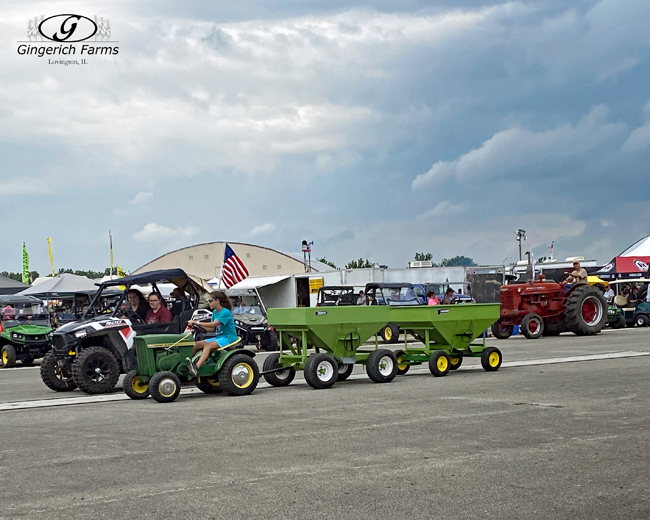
[491, 321, 513, 340]
[366, 349, 398, 383]
[635, 314, 649, 327]
[260, 330, 279, 351]
[394, 350, 410, 375]
[218, 353, 259, 396]
[481, 347, 502, 372]
[149, 371, 181, 403]
[195, 376, 224, 394]
[542, 319, 565, 336]
[337, 363, 354, 381]
[1, 344, 17, 368]
[303, 353, 338, 389]
[428, 350, 450, 377]
[521, 313, 544, 339]
[565, 285, 608, 335]
[123, 370, 150, 399]
[21, 354, 35, 366]
[262, 352, 296, 386]
[449, 355, 463, 370]
[71, 347, 120, 394]
[615, 313, 626, 329]
[40, 351, 76, 391]
[381, 323, 400, 344]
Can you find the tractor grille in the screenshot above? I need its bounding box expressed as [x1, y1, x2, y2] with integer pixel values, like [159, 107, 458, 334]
[500, 291, 515, 308]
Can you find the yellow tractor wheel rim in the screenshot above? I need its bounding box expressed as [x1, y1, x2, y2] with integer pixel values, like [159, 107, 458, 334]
[437, 356, 448, 371]
[450, 357, 460, 366]
[384, 327, 392, 340]
[2, 351, 7, 364]
[131, 375, 149, 394]
[397, 356, 408, 371]
[489, 352, 500, 367]
[233, 362, 254, 388]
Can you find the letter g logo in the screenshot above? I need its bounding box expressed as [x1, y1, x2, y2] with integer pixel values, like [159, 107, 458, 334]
[39, 14, 97, 42]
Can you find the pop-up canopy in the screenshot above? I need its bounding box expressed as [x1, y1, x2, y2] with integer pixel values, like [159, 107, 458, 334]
[17, 273, 98, 297]
[597, 236, 650, 280]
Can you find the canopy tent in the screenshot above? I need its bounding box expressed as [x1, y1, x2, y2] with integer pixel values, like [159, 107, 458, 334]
[17, 273, 98, 297]
[0, 274, 30, 295]
[597, 236, 650, 280]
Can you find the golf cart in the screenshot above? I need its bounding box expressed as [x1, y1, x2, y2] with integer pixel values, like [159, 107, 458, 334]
[608, 279, 650, 327]
[364, 283, 422, 343]
[0, 295, 53, 368]
[316, 286, 363, 306]
[40, 269, 210, 394]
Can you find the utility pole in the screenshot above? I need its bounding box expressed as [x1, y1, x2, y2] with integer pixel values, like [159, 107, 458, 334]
[515, 229, 527, 261]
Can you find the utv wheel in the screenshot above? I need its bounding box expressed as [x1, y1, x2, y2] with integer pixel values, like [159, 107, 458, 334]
[123, 370, 150, 400]
[1, 345, 17, 368]
[149, 371, 181, 403]
[304, 353, 338, 389]
[21, 354, 35, 366]
[565, 285, 607, 335]
[449, 355, 463, 370]
[635, 315, 649, 327]
[71, 347, 120, 394]
[491, 321, 513, 340]
[395, 350, 410, 375]
[521, 313, 544, 339]
[429, 351, 450, 377]
[481, 347, 502, 372]
[615, 313, 626, 329]
[195, 376, 223, 394]
[40, 351, 76, 391]
[262, 353, 296, 386]
[366, 349, 397, 383]
[381, 323, 400, 344]
[260, 330, 279, 351]
[218, 353, 259, 396]
[337, 363, 354, 381]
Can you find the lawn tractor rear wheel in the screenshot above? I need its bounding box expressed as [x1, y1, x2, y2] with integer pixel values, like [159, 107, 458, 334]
[481, 347, 502, 372]
[521, 313, 544, 339]
[565, 285, 607, 335]
[635, 314, 649, 327]
[263, 353, 296, 386]
[123, 370, 150, 399]
[195, 376, 223, 394]
[491, 321, 513, 340]
[366, 349, 397, 383]
[71, 347, 120, 394]
[429, 350, 450, 377]
[40, 351, 76, 391]
[304, 353, 338, 389]
[449, 355, 463, 370]
[149, 371, 181, 403]
[381, 323, 400, 344]
[219, 353, 259, 396]
[1, 344, 17, 368]
[395, 350, 410, 375]
[337, 363, 354, 381]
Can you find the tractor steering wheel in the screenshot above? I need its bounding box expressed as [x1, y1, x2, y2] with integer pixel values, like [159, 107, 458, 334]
[192, 323, 208, 334]
[126, 309, 144, 323]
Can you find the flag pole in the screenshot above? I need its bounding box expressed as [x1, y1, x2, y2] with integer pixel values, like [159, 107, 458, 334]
[109, 230, 114, 277]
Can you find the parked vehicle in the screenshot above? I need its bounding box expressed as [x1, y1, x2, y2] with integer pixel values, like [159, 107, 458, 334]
[608, 279, 650, 327]
[0, 295, 52, 368]
[40, 269, 209, 394]
[364, 283, 421, 343]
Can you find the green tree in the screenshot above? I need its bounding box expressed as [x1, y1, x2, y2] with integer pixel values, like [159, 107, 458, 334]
[317, 257, 337, 269]
[1, 271, 40, 282]
[414, 252, 433, 261]
[57, 268, 114, 278]
[345, 258, 374, 269]
[435, 256, 477, 267]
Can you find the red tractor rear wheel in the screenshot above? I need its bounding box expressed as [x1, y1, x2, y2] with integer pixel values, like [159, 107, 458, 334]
[565, 285, 607, 335]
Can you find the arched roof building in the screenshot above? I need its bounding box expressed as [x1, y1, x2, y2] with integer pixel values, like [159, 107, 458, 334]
[133, 242, 330, 280]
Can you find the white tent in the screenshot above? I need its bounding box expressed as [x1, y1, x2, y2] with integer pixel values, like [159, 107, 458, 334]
[18, 273, 98, 297]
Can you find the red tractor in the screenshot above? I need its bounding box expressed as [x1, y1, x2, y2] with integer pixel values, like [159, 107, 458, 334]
[491, 276, 608, 339]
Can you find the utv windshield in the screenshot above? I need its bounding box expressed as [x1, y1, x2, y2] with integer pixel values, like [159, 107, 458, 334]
[1, 303, 50, 328]
[377, 286, 420, 305]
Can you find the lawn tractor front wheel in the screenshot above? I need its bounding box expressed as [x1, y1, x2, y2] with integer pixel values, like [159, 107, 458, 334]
[219, 353, 259, 396]
[149, 371, 181, 403]
[481, 347, 502, 372]
[123, 370, 150, 400]
[429, 350, 450, 377]
[304, 353, 338, 389]
[263, 353, 296, 387]
[1, 344, 17, 368]
[395, 350, 410, 375]
[366, 349, 397, 383]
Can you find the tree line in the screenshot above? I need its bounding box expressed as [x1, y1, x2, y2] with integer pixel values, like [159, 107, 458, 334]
[317, 254, 476, 270]
[1, 267, 114, 282]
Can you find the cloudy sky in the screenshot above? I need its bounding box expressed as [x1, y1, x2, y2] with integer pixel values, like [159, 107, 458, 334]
[1, 0, 649, 274]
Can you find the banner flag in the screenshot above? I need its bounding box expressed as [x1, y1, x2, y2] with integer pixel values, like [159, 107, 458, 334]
[22, 242, 29, 284]
[109, 230, 114, 276]
[47, 237, 55, 276]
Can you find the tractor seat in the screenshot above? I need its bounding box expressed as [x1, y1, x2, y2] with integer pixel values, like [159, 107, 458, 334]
[191, 337, 243, 364]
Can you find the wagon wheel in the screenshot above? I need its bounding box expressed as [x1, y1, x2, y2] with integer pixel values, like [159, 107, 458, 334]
[428, 350, 450, 377]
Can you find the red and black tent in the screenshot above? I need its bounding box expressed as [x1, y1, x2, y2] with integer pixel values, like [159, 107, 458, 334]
[597, 236, 650, 280]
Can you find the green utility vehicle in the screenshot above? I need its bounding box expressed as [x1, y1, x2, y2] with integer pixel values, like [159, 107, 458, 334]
[123, 324, 259, 403]
[0, 295, 53, 368]
[264, 306, 395, 389]
[387, 304, 502, 377]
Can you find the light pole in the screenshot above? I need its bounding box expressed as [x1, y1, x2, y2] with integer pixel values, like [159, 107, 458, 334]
[301, 240, 313, 272]
[515, 229, 527, 261]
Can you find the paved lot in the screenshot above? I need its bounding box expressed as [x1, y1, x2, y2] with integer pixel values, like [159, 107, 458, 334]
[1, 329, 649, 519]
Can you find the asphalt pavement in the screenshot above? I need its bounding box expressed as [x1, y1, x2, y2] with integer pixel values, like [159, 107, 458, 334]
[1, 329, 649, 519]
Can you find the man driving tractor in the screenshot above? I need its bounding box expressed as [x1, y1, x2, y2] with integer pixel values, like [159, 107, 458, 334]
[565, 261, 588, 285]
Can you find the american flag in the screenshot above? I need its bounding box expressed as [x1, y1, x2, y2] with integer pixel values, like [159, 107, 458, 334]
[221, 243, 249, 288]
